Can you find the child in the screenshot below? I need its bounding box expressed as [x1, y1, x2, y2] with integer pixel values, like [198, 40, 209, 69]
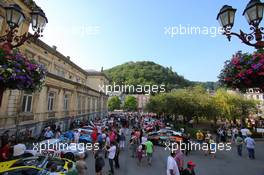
[137, 144, 143, 166]
[209, 138, 216, 158]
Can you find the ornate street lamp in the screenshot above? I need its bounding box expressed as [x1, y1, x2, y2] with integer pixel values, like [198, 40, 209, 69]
[217, 0, 264, 49]
[0, 3, 48, 49]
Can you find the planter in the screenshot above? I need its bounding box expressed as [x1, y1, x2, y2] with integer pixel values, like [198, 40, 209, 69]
[0, 45, 47, 106]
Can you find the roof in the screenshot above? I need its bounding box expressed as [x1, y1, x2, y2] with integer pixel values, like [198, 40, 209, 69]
[86, 70, 109, 80]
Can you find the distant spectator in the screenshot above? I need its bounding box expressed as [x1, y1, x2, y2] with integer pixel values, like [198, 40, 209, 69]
[166, 151, 180, 175]
[244, 134, 255, 160]
[235, 132, 243, 157]
[1, 130, 9, 148]
[182, 161, 196, 175]
[0, 141, 11, 161]
[44, 127, 54, 139]
[95, 149, 105, 175]
[73, 130, 80, 143]
[76, 153, 88, 175]
[119, 133, 126, 150]
[240, 127, 250, 139]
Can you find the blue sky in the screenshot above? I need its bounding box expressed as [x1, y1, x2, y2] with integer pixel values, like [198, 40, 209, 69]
[36, 0, 258, 82]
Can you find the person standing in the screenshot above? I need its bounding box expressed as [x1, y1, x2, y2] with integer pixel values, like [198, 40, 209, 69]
[196, 130, 204, 144]
[167, 152, 180, 175]
[114, 142, 120, 169]
[73, 130, 80, 143]
[76, 153, 88, 175]
[44, 127, 54, 140]
[235, 132, 243, 157]
[95, 149, 105, 175]
[137, 144, 143, 166]
[107, 142, 116, 174]
[130, 136, 137, 158]
[244, 134, 256, 159]
[174, 149, 184, 173]
[241, 127, 250, 139]
[0, 141, 11, 161]
[119, 133, 126, 150]
[182, 161, 196, 175]
[144, 139, 154, 166]
[1, 130, 9, 148]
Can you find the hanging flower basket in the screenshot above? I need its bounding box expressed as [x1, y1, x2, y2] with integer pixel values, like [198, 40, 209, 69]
[219, 50, 264, 92]
[0, 44, 47, 105]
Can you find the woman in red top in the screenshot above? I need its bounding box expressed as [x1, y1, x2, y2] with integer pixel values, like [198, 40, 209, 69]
[0, 142, 11, 161]
[92, 129, 98, 143]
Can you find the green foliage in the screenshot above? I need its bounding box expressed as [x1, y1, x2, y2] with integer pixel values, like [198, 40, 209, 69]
[107, 96, 121, 111]
[104, 61, 193, 92]
[213, 88, 258, 120]
[124, 95, 138, 111]
[146, 86, 258, 121]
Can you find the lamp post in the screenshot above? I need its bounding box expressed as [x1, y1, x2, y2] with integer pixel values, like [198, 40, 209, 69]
[0, 3, 48, 50]
[217, 0, 264, 49]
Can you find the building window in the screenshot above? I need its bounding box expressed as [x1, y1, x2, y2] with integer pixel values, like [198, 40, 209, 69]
[22, 93, 33, 112]
[256, 95, 260, 100]
[48, 92, 55, 111]
[64, 94, 69, 110]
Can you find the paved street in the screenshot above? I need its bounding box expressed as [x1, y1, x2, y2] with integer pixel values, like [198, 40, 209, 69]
[85, 141, 264, 175]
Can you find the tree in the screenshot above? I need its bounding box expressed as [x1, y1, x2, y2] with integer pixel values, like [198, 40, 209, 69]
[146, 86, 258, 125]
[212, 88, 258, 124]
[108, 96, 121, 111]
[124, 95, 138, 111]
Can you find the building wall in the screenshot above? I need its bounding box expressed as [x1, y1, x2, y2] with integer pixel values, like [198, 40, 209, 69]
[0, 0, 108, 137]
[244, 89, 264, 117]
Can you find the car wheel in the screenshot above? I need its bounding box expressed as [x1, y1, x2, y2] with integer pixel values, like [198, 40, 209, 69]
[64, 152, 75, 161]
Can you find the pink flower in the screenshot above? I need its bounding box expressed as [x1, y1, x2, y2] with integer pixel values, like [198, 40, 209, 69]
[232, 57, 239, 65]
[246, 69, 253, 75]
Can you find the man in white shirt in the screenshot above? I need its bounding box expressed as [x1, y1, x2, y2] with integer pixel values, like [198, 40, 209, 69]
[167, 152, 180, 175]
[241, 128, 250, 139]
[73, 130, 80, 143]
[107, 142, 116, 174]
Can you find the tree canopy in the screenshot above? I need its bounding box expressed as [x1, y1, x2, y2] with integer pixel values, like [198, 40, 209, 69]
[124, 95, 138, 111]
[146, 86, 258, 122]
[104, 61, 193, 91]
[107, 96, 121, 111]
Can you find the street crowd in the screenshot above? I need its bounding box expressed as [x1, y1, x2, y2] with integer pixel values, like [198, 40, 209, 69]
[0, 112, 259, 175]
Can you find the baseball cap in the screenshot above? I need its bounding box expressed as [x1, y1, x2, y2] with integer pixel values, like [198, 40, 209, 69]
[187, 161, 196, 167]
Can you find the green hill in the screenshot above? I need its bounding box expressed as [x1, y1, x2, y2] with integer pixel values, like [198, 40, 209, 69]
[104, 61, 193, 92]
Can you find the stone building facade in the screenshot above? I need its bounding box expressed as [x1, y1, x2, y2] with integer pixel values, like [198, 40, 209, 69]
[0, 0, 109, 138]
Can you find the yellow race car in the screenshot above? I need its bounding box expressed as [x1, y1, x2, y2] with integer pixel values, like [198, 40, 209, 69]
[0, 156, 75, 175]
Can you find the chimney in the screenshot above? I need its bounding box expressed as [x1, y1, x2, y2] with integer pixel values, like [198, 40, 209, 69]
[52, 45, 57, 50]
[66, 56, 70, 60]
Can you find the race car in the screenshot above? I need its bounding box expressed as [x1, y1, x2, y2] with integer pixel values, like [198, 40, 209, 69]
[148, 129, 183, 146]
[25, 139, 87, 161]
[0, 156, 75, 174]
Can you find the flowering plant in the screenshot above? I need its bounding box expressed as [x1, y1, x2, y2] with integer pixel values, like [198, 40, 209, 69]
[0, 45, 47, 91]
[219, 50, 264, 92]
